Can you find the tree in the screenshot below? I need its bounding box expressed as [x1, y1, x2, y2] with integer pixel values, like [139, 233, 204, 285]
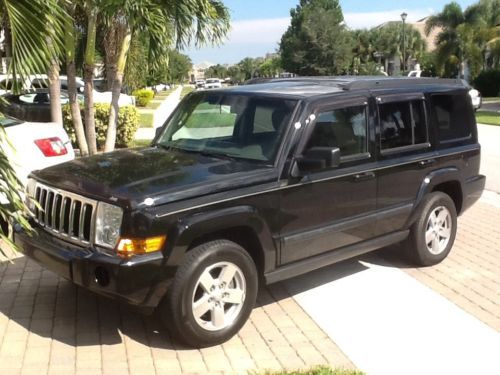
[259, 56, 282, 78]
[205, 64, 228, 79]
[425, 1, 483, 78]
[0, 0, 67, 255]
[166, 50, 192, 83]
[280, 0, 353, 75]
[102, 0, 230, 153]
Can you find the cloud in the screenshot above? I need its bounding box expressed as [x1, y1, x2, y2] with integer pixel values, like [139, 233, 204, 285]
[186, 9, 438, 64]
[344, 9, 434, 29]
[224, 17, 291, 45]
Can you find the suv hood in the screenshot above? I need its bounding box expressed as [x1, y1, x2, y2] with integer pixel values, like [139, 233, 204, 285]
[32, 147, 277, 210]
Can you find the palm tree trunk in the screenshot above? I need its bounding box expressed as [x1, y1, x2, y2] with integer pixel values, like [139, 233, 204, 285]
[104, 31, 131, 153]
[83, 10, 98, 155]
[47, 37, 62, 126]
[64, 9, 89, 156]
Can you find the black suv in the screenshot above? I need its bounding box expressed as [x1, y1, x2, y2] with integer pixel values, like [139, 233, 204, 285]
[15, 77, 485, 346]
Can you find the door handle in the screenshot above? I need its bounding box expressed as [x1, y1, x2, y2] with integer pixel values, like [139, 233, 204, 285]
[353, 171, 375, 182]
[418, 159, 436, 168]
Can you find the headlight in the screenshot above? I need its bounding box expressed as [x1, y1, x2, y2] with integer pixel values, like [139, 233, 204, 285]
[95, 202, 123, 249]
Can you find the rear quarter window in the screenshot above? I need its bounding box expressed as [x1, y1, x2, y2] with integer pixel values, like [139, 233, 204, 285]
[430, 93, 473, 143]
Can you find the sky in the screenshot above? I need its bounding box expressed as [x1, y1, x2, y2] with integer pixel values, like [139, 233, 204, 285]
[184, 0, 478, 66]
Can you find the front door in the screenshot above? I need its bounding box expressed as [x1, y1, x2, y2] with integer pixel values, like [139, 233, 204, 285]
[279, 98, 377, 265]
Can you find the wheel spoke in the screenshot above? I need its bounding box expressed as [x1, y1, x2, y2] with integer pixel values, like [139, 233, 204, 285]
[223, 288, 244, 305]
[193, 294, 212, 319]
[198, 269, 215, 293]
[438, 225, 451, 239]
[425, 228, 435, 244]
[437, 209, 448, 224]
[219, 263, 238, 285]
[212, 304, 225, 328]
[432, 236, 440, 254]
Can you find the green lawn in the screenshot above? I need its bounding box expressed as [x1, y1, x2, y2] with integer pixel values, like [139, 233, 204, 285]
[138, 111, 154, 127]
[132, 139, 152, 147]
[180, 86, 194, 99]
[256, 366, 364, 375]
[483, 97, 500, 103]
[476, 111, 500, 126]
[185, 113, 236, 128]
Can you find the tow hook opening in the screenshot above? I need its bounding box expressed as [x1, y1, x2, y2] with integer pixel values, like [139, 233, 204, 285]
[94, 267, 110, 287]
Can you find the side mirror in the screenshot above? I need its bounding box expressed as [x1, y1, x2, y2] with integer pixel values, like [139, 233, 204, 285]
[295, 147, 341, 174]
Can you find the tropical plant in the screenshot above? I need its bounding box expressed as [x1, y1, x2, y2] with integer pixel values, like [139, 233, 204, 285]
[101, 0, 231, 153]
[0, 0, 67, 254]
[425, 1, 484, 78]
[62, 103, 139, 149]
[132, 89, 155, 107]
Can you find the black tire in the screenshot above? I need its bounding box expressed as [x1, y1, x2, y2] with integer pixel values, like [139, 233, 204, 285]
[405, 192, 457, 266]
[159, 240, 258, 347]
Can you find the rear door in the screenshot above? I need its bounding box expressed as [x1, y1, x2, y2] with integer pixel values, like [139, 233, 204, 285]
[279, 96, 377, 264]
[374, 93, 435, 235]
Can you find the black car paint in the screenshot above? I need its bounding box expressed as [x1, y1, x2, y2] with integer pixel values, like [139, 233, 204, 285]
[15, 82, 485, 311]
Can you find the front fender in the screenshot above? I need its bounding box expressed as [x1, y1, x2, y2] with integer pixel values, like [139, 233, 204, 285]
[165, 205, 277, 271]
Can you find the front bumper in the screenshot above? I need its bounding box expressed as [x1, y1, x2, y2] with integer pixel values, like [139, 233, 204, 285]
[14, 226, 174, 310]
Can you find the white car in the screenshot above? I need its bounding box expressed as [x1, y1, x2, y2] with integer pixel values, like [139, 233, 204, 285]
[0, 75, 136, 107]
[205, 78, 222, 89]
[0, 114, 75, 205]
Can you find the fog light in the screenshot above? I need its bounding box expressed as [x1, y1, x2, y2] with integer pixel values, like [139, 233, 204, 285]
[116, 235, 166, 256]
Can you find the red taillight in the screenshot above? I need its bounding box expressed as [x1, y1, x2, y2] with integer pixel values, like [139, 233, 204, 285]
[34, 137, 68, 157]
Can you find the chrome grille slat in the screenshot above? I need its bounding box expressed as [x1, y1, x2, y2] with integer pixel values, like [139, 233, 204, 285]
[30, 182, 97, 246]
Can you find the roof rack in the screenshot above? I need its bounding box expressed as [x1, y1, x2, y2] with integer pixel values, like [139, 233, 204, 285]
[259, 76, 465, 91]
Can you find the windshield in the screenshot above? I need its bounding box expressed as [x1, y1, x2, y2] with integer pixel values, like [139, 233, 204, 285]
[156, 92, 297, 163]
[0, 113, 22, 127]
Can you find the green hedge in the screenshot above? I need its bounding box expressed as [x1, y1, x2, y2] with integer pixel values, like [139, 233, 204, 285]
[132, 89, 155, 107]
[62, 103, 139, 149]
[473, 70, 500, 97]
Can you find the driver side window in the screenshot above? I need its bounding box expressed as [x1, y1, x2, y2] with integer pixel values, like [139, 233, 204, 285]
[306, 105, 368, 160]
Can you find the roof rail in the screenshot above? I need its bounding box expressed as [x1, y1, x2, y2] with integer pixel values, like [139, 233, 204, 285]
[258, 76, 465, 90]
[337, 77, 464, 90]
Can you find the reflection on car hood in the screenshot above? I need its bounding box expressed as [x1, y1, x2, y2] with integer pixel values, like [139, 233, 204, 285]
[32, 147, 276, 210]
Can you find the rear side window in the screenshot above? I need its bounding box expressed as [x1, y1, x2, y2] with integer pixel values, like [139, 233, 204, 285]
[379, 100, 427, 150]
[430, 94, 471, 142]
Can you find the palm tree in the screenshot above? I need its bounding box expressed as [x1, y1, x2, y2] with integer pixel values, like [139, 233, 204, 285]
[0, 0, 67, 255]
[102, 0, 230, 153]
[425, 2, 481, 78]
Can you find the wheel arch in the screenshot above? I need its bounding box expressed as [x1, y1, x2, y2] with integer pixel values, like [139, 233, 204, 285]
[407, 167, 464, 226]
[165, 205, 277, 276]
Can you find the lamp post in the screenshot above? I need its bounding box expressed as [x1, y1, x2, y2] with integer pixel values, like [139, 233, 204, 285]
[401, 12, 407, 74]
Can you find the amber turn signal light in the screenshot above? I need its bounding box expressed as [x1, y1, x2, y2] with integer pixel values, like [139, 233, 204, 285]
[116, 235, 166, 256]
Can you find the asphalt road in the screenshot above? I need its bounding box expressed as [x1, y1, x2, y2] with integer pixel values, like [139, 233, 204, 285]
[479, 100, 500, 112]
[478, 124, 500, 193]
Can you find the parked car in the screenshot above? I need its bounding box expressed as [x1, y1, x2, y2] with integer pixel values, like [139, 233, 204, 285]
[195, 79, 206, 89]
[0, 89, 84, 122]
[461, 80, 482, 110]
[407, 71, 482, 110]
[15, 77, 484, 347]
[0, 113, 75, 204]
[205, 78, 222, 89]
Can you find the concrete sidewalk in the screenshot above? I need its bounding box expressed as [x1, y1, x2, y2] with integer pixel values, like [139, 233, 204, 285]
[134, 87, 182, 141]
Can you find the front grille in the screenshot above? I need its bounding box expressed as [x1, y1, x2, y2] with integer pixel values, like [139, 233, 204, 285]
[32, 182, 97, 246]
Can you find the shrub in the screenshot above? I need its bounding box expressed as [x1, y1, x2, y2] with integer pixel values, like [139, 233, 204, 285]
[132, 88, 155, 107]
[62, 103, 139, 149]
[473, 70, 500, 97]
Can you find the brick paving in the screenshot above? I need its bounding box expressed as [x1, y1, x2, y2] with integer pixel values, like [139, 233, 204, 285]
[1, 195, 499, 374]
[398, 199, 500, 332]
[0, 251, 353, 375]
